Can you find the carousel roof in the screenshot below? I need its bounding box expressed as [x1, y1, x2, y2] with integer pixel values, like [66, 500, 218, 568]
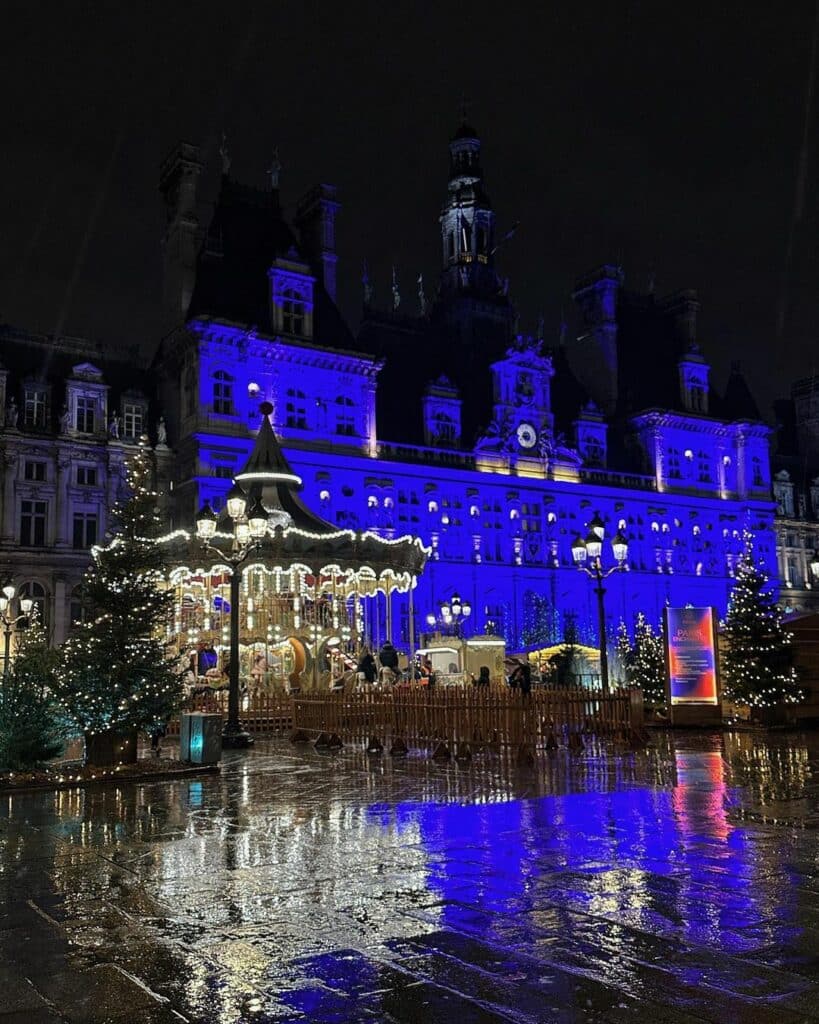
[162, 404, 429, 587]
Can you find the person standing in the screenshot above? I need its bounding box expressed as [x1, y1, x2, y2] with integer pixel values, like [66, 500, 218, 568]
[520, 661, 532, 696]
[357, 647, 377, 685]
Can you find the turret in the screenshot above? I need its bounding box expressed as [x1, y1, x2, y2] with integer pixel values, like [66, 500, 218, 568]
[159, 142, 203, 325]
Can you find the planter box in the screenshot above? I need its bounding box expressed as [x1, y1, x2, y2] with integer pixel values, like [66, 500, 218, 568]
[84, 728, 139, 766]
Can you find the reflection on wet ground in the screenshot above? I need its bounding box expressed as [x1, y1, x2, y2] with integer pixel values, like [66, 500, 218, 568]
[3, 732, 819, 1022]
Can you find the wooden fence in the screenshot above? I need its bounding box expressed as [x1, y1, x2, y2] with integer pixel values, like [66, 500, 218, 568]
[291, 686, 646, 761]
[166, 686, 647, 761]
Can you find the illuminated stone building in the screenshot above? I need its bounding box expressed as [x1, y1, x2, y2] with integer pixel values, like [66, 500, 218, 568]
[0, 325, 170, 643]
[154, 121, 776, 655]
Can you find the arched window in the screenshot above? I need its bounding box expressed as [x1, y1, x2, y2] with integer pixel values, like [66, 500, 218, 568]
[281, 289, 305, 335]
[70, 585, 93, 628]
[335, 396, 356, 436]
[212, 371, 234, 415]
[19, 581, 48, 628]
[285, 389, 307, 430]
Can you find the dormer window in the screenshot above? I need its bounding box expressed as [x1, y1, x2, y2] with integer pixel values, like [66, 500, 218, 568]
[270, 267, 314, 338]
[122, 402, 144, 440]
[213, 371, 234, 415]
[23, 386, 47, 428]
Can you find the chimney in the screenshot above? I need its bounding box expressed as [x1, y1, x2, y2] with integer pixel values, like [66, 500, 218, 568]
[295, 184, 340, 302]
[159, 141, 203, 324]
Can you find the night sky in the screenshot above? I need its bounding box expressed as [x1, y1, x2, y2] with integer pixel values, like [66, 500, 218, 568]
[2, 2, 817, 417]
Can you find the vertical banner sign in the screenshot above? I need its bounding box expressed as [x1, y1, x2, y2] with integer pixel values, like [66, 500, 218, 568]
[665, 607, 718, 705]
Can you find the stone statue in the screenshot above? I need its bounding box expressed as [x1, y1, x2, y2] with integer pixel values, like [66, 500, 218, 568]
[219, 131, 231, 176]
[157, 417, 168, 446]
[267, 148, 281, 190]
[417, 273, 427, 316]
[5, 397, 17, 428]
[108, 414, 120, 439]
[60, 405, 71, 433]
[391, 266, 400, 311]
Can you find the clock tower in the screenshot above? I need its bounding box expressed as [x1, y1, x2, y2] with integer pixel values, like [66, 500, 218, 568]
[475, 335, 556, 463]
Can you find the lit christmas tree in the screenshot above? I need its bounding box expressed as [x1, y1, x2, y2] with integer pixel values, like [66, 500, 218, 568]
[723, 533, 803, 707]
[56, 444, 183, 746]
[520, 590, 555, 648]
[614, 614, 665, 705]
[0, 616, 64, 770]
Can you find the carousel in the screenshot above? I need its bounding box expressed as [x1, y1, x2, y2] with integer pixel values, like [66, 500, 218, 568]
[160, 403, 428, 737]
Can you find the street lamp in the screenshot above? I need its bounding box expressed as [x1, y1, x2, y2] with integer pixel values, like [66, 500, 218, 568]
[811, 551, 819, 585]
[438, 592, 472, 638]
[0, 582, 33, 677]
[571, 512, 629, 693]
[194, 485, 276, 748]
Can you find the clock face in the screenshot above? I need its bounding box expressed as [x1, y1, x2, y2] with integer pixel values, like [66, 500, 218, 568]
[516, 422, 538, 449]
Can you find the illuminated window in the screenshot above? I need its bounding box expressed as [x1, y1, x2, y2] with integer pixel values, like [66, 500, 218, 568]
[212, 371, 234, 415]
[23, 387, 47, 428]
[684, 449, 693, 460]
[548, 511, 557, 523]
[651, 521, 659, 532]
[470, 505, 480, 517]
[384, 496, 394, 509]
[248, 382, 260, 397]
[285, 389, 307, 430]
[368, 495, 379, 508]
[428, 499, 438, 513]
[319, 489, 330, 502]
[723, 455, 731, 466]
[618, 518, 627, 530]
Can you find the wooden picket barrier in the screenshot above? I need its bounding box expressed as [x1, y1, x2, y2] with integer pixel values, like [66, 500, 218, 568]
[289, 686, 645, 760]
[165, 685, 646, 760]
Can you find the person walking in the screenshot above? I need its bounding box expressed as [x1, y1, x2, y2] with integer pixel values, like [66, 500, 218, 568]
[519, 661, 532, 696]
[357, 647, 377, 685]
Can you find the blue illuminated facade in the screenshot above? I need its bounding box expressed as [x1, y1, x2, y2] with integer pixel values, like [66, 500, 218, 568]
[156, 122, 776, 655]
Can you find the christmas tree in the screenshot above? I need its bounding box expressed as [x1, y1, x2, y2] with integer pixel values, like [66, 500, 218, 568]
[0, 617, 65, 771]
[615, 614, 665, 705]
[56, 444, 183, 742]
[723, 534, 803, 707]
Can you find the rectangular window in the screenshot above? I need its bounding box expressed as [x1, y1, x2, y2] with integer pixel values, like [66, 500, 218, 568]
[24, 389, 47, 428]
[75, 397, 95, 433]
[20, 500, 47, 546]
[213, 372, 233, 415]
[72, 512, 98, 549]
[123, 403, 143, 438]
[77, 466, 97, 487]
[213, 465, 234, 478]
[24, 461, 46, 481]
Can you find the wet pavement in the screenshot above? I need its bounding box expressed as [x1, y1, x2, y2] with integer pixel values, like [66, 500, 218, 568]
[3, 733, 819, 1023]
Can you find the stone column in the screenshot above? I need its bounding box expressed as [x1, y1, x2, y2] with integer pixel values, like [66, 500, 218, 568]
[53, 575, 68, 646]
[2, 452, 17, 542]
[55, 454, 71, 547]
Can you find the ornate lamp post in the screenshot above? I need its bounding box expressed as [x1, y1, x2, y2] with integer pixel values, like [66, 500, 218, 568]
[0, 581, 33, 677]
[811, 552, 819, 585]
[433, 592, 472, 639]
[571, 512, 628, 693]
[195, 484, 275, 748]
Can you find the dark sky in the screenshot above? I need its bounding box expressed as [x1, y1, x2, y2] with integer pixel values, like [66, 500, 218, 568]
[2, 1, 817, 417]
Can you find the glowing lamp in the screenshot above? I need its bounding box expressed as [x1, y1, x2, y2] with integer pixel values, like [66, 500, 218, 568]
[1, 581, 14, 601]
[20, 597, 34, 615]
[571, 536, 588, 564]
[235, 521, 250, 545]
[450, 594, 462, 617]
[589, 511, 605, 540]
[611, 531, 629, 563]
[226, 481, 247, 521]
[462, 600, 472, 618]
[0, 596, 8, 614]
[426, 613, 437, 627]
[811, 553, 819, 580]
[440, 600, 451, 619]
[584, 530, 603, 560]
[247, 497, 269, 539]
[195, 502, 218, 540]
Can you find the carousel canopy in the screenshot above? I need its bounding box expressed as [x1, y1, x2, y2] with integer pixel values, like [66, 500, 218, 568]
[162, 404, 428, 591]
